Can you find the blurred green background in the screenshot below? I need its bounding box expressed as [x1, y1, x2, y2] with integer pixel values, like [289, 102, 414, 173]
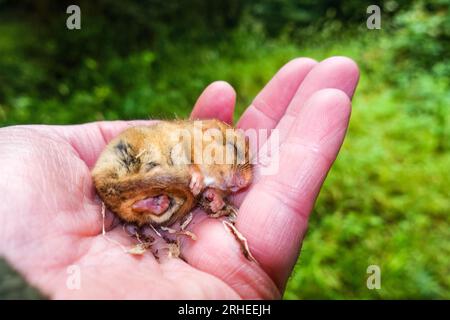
[0, 0, 449, 299]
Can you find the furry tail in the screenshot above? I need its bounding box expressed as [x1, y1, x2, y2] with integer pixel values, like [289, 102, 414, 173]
[92, 170, 196, 226]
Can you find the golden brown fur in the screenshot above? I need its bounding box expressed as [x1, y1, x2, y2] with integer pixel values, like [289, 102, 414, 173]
[91, 119, 252, 227]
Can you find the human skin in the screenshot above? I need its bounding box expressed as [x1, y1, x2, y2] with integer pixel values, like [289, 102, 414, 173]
[0, 56, 359, 299]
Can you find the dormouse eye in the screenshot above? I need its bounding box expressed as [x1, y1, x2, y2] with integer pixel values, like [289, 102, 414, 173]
[115, 140, 138, 171]
[144, 162, 159, 171]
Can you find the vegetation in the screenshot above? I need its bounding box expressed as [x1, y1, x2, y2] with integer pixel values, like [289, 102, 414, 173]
[0, 0, 448, 299]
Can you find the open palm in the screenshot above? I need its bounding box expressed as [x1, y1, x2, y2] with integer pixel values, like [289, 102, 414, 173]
[0, 57, 359, 299]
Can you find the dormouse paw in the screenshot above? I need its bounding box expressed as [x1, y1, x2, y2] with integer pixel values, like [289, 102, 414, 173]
[189, 171, 205, 196]
[204, 188, 225, 212]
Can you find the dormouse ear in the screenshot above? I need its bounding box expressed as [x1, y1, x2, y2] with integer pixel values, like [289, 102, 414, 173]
[244, 135, 249, 150]
[170, 142, 191, 165]
[114, 140, 139, 172]
[229, 131, 248, 166]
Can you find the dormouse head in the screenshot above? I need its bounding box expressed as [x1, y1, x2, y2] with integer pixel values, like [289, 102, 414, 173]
[200, 128, 253, 192]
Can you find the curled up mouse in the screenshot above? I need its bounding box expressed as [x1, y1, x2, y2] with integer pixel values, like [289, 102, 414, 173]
[91, 119, 256, 262]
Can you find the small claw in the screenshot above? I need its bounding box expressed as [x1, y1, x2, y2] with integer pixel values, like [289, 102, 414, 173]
[210, 197, 225, 212]
[226, 206, 238, 223]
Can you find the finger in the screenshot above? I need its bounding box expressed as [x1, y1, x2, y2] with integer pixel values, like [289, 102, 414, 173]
[287, 56, 359, 115]
[237, 88, 352, 291]
[180, 210, 281, 299]
[190, 81, 236, 124]
[276, 56, 359, 143]
[232, 56, 360, 206]
[237, 58, 317, 132]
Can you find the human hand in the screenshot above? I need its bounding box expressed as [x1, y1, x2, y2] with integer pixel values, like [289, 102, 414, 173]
[0, 56, 359, 299]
